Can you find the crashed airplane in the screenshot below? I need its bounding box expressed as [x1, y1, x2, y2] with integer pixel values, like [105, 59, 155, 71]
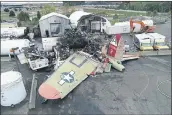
[38, 51, 99, 99]
[101, 34, 139, 72]
[38, 34, 139, 100]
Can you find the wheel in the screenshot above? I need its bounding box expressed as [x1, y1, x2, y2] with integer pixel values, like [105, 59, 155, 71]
[11, 104, 15, 108]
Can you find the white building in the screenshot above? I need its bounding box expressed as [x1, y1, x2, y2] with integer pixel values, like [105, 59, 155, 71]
[69, 10, 91, 28]
[39, 12, 70, 38]
[69, 11, 111, 33]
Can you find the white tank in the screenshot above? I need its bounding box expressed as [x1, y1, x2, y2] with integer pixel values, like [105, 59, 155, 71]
[113, 20, 154, 33]
[1, 71, 27, 107]
[142, 20, 154, 26]
[1, 39, 31, 55]
[1, 27, 27, 37]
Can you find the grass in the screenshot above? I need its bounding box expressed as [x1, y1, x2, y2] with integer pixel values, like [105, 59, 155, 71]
[1, 11, 38, 27]
[84, 8, 147, 24]
[1, 11, 18, 21]
[110, 19, 119, 25]
[84, 8, 146, 16]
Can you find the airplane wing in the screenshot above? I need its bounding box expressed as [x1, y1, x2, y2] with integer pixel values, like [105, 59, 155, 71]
[122, 54, 139, 62]
[38, 51, 99, 99]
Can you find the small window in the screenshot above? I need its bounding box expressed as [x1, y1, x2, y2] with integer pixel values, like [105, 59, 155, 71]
[50, 23, 61, 37]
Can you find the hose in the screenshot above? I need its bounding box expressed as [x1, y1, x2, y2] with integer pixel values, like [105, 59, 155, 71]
[157, 79, 171, 99]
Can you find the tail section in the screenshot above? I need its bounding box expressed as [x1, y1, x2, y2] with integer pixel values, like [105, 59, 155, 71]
[108, 34, 124, 61]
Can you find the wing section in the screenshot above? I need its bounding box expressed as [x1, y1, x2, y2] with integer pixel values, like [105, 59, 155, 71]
[38, 51, 99, 99]
[122, 54, 139, 62]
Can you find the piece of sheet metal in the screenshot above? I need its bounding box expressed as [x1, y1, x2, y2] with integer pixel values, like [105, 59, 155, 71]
[17, 53, 28, 64]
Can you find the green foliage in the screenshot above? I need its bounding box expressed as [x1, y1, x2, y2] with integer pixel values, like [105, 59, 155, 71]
[4, 8, 9, 12]
[14, 8, 18, 11]
[17, 11, 30, 21]
[31, 17, 39, 25]
[63, 1, 85, 6]
[118, 2, 171, 13]
[17, 21, 22, 27]
[9, 10, 15, 17]
[113, 14, 118, 19]
[97, 11, 109, 16]
[146, 11, 152, 16]
[152, 10, 157, 17]
[37, 11, 41, 19]
[110, 19, 119, 25]
[41, 4, 56, 15]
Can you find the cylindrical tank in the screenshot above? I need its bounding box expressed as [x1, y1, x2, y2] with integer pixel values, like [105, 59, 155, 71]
[1, 39, 31, 55]
[1, 71, 27, 107]
[142, 20, 154, 26]
[1, 27, 27, 37]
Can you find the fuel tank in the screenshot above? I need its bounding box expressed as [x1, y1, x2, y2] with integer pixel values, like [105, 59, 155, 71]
[1, 39, 31, 55]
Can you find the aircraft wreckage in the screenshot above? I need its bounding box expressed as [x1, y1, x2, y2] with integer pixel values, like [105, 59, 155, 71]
[37, 33, 139, 100]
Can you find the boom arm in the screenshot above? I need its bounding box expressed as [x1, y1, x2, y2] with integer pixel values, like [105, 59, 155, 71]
[130, 18, 145, 29]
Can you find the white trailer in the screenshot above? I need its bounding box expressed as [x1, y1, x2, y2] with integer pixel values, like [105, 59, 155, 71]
[146, 33, 169, 50]
[134, 33, 153, 51]
[105, 20, 154, 35]
[1, 27, 27, 38]
[1, 39, 31, 55]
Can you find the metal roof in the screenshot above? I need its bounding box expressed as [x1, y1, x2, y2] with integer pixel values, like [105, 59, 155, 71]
[69, 11, 91, 26]
[135, 33, 151, 40]
[39, 12, 69, 21]
[147, 33, 165, 39]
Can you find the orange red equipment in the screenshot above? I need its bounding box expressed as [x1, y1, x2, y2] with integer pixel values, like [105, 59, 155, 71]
[130, 18, 155, 33]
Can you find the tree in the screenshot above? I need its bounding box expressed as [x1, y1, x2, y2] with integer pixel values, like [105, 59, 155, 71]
[4, 8, 9, 12]
[63, 1, 85, 6]
[152, 10, 157, 17]
[14, 8, 18, 11]
[37, 11, 41, 19]
[17, 11, 30, 21]
[17, 21, 22, 27]
[40, 4, 56, 15]
[113, 14, 118, 19]
[9, 10, 15, 17]
[146, 11, 152, 16]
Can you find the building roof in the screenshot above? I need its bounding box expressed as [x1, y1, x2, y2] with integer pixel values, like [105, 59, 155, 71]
[69, 11, 111, 27]
[69, 11, 91, 26]
[147, 33, 165, 39]
[39, 12, 69, 21]
[135, 33, 151, 40]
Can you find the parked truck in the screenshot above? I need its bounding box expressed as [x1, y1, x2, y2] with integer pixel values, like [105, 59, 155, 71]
[147, 33, 169, 50]
[134, 33, 153, 51]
